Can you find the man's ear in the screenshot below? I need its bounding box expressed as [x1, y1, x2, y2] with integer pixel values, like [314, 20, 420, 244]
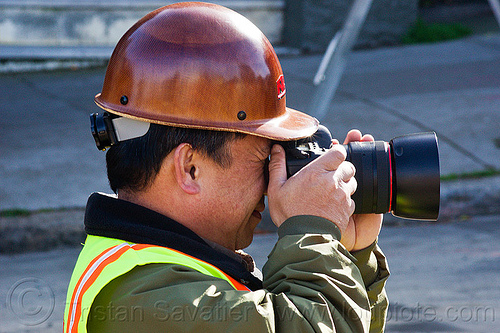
[173, 143, 200, 195]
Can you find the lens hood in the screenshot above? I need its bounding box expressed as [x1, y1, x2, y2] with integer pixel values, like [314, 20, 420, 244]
[390, 132, 440, 220]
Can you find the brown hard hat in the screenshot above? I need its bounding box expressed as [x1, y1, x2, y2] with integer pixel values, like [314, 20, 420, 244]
[95, 2, 318, 141]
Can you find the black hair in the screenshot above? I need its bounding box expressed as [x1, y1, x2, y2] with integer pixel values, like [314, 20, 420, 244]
[106, 124, 245, 193]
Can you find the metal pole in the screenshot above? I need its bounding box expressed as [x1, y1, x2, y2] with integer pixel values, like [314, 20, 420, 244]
[310, 0, 374, 121]
[488, 0, 500, 28]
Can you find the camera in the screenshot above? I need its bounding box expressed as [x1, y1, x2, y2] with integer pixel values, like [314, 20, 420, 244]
[280, 126, 440, 220]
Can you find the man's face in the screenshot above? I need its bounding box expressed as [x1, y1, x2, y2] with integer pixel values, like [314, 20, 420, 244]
[200, 135, 271, 250]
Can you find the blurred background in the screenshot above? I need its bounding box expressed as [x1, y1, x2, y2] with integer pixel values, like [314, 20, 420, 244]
[1, 0, 499, 332]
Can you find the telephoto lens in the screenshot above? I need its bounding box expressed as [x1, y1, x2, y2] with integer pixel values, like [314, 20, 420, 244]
[282, 126, 440, 221]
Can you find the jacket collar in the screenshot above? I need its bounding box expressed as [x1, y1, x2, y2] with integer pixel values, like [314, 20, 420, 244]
[84, 192, 263, 290]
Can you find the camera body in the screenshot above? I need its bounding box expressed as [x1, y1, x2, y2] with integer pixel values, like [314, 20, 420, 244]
[280, 126, 440, 221]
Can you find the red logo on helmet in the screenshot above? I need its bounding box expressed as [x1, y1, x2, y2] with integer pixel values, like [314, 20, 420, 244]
[277, 75, 286, 100]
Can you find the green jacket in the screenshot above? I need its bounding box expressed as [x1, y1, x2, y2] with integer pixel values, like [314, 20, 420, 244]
[85, 215, 389, 332]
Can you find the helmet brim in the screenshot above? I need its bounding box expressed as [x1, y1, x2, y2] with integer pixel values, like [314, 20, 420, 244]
[95, 94, 318, 141]
[238, 107, 319, 141]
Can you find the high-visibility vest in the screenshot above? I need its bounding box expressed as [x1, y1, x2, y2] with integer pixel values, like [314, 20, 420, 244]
[64, 235, 250, 333]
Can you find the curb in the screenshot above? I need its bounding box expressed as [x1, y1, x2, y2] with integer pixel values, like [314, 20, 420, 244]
[0, 209, 86, 254]
[2, 176, 500, 254]
[0, 46, 299, 74]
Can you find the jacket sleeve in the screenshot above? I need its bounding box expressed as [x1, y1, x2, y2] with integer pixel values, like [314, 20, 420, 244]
[262, 215, 389, 333]
[87, 215, 389, 333]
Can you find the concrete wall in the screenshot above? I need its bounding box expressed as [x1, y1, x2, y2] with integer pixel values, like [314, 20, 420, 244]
[284, 0, 419, 52]
[0, 1, 284, 47]
[0, 0, 417, 55]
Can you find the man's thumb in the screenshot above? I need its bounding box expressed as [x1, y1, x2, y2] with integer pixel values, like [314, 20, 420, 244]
[268, 144, 287, 193]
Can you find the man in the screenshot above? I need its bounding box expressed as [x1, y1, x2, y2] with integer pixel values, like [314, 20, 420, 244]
[64, 2, 389, 332]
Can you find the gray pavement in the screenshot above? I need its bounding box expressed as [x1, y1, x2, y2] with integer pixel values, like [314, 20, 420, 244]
[1, 33, 500, 211]
[1, 215, 499, 333]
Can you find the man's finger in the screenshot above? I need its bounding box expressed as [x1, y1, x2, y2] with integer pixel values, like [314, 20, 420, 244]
[346, 176, 357, 196]
[360, 134, 375, 142]
[336, 161, 356, 183]
[313, 144, 347, 172]
[267, 144, 287, 194]
[343, 129, 362, 144]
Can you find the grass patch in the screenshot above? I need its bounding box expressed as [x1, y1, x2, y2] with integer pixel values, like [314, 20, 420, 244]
[441, 168, 500, 182]
[0, 209, 32, 217]
[0, 207, 77, 218]
[402, 18, 473, 44]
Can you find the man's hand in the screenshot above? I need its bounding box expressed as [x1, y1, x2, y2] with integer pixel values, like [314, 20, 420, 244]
[267, 129, 383, 252]
[339, 130, 383, 251]
[267, 140, 356, 237]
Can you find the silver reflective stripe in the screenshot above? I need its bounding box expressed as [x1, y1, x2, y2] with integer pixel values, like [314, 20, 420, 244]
[68, 243, 130, 332]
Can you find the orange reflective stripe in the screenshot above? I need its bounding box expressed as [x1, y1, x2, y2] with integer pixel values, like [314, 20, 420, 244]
[66, 241, 250, 331]
[167, 247, 250, 291]
[65, 243, 120, 333]
[66, 243, 155, 333]
[223, 274, 250, 291]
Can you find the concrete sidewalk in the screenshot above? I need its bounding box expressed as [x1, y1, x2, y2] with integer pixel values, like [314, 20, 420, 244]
[1, 215, 499, 333]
